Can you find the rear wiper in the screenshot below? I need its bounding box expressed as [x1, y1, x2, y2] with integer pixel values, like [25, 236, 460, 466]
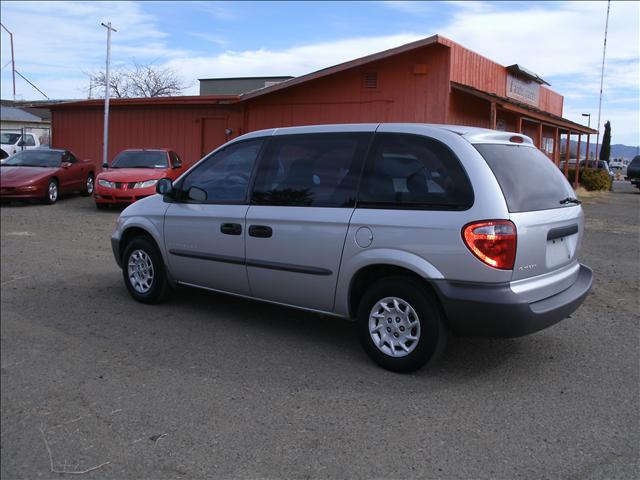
[559, 197, 581, 205]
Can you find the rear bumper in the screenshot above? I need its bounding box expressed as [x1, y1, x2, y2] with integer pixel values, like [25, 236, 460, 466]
[432, 264, 593, 337]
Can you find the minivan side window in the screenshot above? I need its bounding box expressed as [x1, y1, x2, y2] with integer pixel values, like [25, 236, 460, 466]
[358, 133, 474, 209]
[251, 133, 371, 207]
[179, 139, 263, 204]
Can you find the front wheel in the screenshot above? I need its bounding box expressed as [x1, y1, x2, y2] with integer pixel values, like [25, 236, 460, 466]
[121, 237, 170, 304]
[43, 179, 58, 204]
[358, 277, 446, 373]
[82, 173, 94, 196]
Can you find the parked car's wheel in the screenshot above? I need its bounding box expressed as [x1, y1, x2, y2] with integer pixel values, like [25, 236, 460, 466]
[357, 277, 446, 373]
[43, 179, 58, 204]
[122, 236, 170, 304]
[95, 202, 109, 210]
[82, 173, 94, 196]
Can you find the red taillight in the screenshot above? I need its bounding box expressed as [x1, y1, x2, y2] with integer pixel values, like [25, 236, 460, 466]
[462, 220, 517, 270]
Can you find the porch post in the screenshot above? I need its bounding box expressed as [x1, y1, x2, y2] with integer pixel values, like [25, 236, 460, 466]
[517, 117, 523, 133]
[585, 133, 591, 169]
[575, 133, 582, 189]
[564, 130, 571, 179]
[554, 127, 560, 165]
[537, 122, 543, 150]
[490, 102, 497, 130]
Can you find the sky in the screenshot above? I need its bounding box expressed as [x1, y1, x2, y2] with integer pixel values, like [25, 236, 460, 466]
[1, 1, 638, 145]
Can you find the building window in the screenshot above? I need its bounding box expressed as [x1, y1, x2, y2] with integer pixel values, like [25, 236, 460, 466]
[542, 137, 554, 155]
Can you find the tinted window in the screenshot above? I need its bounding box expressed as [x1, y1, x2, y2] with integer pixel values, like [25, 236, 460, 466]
[475, 144, 575, 213]
[1, 133, 21, 144]
[180, 139, 263, 203]
[3, 150, 61, 167]
[358, 133, 473, 209]
[24, 135, 36, 146]
[112, 151, 169, 169]
[169, 151, 182, 167]
[251, 133, 371, 207]
[63, 152, 77, 163]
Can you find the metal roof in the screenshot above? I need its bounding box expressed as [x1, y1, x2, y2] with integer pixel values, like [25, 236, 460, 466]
[0, 105, 46, 123]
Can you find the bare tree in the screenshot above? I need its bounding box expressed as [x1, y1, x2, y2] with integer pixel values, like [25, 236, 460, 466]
[87, 62, 187, 98]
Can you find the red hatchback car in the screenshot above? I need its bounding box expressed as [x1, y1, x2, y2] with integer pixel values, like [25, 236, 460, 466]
[94, 149, 184, 209]
[0, 149, 96, 204]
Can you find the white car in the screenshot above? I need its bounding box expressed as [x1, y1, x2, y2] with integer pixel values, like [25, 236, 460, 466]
[0, 131, 41, 160]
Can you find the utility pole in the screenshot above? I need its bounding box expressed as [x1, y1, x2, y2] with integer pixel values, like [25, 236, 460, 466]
[0, 22, 16, 100]
[101, 22, 117, 169]
[595, 0, 611, 164]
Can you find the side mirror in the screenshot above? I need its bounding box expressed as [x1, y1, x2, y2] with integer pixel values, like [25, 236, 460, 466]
[61, 162, 72, 168]
[156, 178, 174, 196]
[172, 161, 182, 169]
[17, 140, 26, 147]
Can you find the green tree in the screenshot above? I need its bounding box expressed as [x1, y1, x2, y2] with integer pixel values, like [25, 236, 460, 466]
[599, 120, 611, 161]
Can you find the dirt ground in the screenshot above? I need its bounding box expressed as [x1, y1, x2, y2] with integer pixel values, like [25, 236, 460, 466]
[1, 182, 638, 479]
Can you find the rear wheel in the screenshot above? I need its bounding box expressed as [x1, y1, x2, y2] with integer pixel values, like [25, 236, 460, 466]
[122, 236, 170, 304]
[82, 173, 94, 196]
[358, 277, 446, 373]
[43, 179, 58, 204]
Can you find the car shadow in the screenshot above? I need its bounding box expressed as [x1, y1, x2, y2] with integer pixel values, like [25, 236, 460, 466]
[18, 271, 571, 385]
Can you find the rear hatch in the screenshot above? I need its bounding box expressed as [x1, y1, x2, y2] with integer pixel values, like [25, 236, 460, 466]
[475, 143, 583, 297]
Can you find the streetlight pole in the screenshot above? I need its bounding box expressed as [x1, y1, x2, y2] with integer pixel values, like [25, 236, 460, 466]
[0, 22, 16, 101]
[595, 0, 611, 164]
[101, 22, 117, 170]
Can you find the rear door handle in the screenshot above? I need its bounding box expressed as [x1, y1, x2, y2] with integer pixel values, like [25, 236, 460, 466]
[220, 223, 242, 235]
[248, 225, 272, 238]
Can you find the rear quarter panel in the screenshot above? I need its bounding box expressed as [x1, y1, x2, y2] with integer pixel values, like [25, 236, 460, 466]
[333, 125, 512, 317]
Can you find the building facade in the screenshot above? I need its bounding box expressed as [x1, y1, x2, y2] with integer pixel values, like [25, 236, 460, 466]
[50, 35, 595, 177]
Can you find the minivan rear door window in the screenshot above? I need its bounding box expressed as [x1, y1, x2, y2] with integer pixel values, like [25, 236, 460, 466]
[358, 133, 474, 210]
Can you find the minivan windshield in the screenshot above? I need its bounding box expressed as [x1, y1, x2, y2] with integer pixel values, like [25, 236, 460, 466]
[475, 144, 575, 213]
[111, 151, 168, 169]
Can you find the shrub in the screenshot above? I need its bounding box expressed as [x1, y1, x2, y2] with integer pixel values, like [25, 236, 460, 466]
[564, 167, 610, 191]
[580, 168, 611, 191]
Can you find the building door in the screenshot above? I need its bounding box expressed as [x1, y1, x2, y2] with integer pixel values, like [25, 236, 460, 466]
[200, 117, 228, 157]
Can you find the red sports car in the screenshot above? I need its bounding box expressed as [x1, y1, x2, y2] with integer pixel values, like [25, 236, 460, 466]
[94, 149, 184, 209]
[0, 149, 96, 204]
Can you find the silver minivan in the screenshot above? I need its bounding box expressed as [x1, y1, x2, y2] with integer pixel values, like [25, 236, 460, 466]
[111, 124, 593, 372]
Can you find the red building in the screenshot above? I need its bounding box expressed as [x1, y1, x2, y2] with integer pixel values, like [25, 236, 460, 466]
[50, 35, 595, 180]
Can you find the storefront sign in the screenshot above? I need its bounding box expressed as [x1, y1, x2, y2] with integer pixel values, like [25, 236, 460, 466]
[506, 74, 540, 107]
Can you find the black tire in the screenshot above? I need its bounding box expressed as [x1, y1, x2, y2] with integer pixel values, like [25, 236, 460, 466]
[82, 173, 95, 196]
[357, 277, 446, 373]
[43, 178, 58, 205]
[121, 236, 170, 304]
[95, 202, 109, 210]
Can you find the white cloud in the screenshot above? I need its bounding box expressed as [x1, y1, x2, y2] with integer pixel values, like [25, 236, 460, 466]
[0, 1, 188, 99]
[1, 1, 637, 144]
[164, 33, 425, 92]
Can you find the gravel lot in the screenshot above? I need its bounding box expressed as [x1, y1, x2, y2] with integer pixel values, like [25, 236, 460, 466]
[1, 183, 638, 479]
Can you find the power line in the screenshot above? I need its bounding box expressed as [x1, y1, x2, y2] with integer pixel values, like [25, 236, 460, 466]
[14, 70, 49, 99]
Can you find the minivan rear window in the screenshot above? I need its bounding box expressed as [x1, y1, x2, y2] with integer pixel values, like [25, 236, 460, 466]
[475, 144, 575, 213]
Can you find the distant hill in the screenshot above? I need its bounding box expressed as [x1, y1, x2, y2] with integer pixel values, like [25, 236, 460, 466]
[566, 141, 639, 160]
